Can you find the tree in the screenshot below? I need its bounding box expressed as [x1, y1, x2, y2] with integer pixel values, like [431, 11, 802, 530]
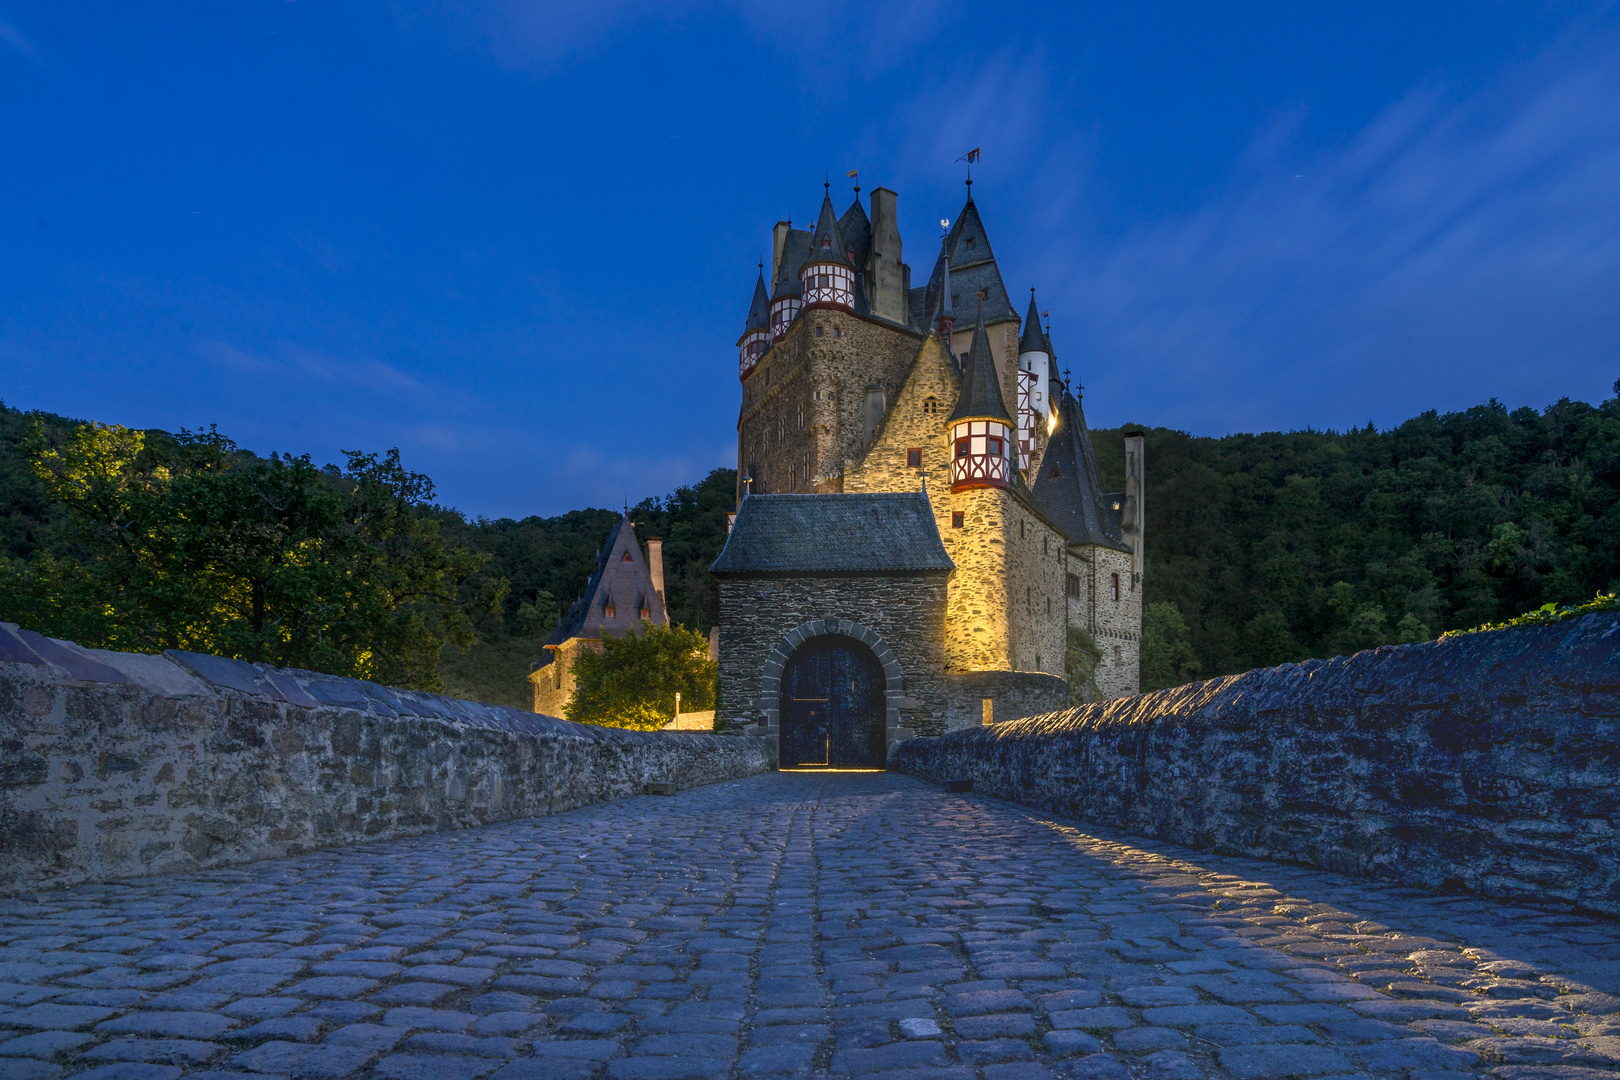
[0, 422, 494, 690]
[565, 622, 717, 730]
[1141, 602, 1202, 691]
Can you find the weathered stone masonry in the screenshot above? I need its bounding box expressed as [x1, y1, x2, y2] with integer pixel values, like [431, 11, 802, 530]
[716, 574, 949, 741]
[898, 613, 1620, 917]
[0, 627, 767, 895]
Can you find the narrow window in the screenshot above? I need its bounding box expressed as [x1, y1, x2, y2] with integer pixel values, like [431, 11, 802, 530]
[1111, 573, 1121, 602]
[1019, 520, 1025, 539]
[1067, 573, 1080, 598]
[906, 448, 922, 468]
[952, 511, 965, 529]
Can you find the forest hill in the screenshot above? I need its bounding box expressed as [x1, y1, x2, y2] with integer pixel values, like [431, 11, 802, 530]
[2, 387, 1617, 706]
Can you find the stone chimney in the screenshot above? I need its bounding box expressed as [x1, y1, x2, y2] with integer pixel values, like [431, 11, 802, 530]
[645, 537, 667, 617]
[866, 187, 905, 323]
[1122, 433, 1145, 589]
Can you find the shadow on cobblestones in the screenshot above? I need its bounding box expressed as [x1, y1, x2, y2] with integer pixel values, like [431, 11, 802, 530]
[0, 772, 1616, 1080]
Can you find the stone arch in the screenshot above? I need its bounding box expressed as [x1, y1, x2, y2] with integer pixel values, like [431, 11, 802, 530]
[754, 618, 904, 732]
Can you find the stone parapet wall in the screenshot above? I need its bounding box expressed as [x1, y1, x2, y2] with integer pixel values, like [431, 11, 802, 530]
[0, 626, 768, 895]
[940, 670, 1070, 731]
[897, 614, 1620, 916]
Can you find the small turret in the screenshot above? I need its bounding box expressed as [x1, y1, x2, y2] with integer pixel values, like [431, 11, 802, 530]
[800, 186, 856, 311]
[946, 312, 1015, 492]
[1016, 289, 1053, 471]
[737, 266, 770, 381]
[769, 232, 805, 340]
[926, 237, 956, 341]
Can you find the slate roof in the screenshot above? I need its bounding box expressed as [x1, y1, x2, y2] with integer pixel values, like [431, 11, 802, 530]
[773, 230, 811, 299]
[710, 493, 954, 575]
[540, 516, 668, 662]
[943, 195, 1017, 324]
[806, 193, 854, 269]
[947, 314, 1014, 424]
[839, 195, 871, 270]
[741, 269, 770, 337]
[1018, 290, 1050, 355]
[922, 237, 955, 329]
[1030, 388, 1129, 551]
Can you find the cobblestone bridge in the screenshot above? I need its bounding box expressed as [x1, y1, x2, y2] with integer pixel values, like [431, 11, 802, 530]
[2, 773, 1617, 1080]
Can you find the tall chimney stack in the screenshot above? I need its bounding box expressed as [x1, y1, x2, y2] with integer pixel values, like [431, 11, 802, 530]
[645, 537, 667, 622]
[1122, 433, 1145, 589]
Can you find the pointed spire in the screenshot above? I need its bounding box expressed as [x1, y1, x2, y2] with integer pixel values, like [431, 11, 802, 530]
[744, 265, 769, 332]
[807, 192, 854, 269]
[1019, 288, 1051, 355]
[947, 312, 1013, 424]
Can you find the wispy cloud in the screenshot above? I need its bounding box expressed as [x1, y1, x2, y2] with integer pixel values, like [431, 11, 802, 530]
[1053, 32, 1620, 432]
[0, 13, 44, 65]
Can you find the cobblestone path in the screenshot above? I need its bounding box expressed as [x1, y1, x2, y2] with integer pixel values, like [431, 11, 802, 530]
[2, 772, 1618, 1080]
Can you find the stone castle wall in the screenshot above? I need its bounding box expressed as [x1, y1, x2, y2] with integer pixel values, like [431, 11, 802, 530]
[941, 670, 1070, 730]
[739, 309, 920, 495]
[1077, 543, 1141, 697]
[715, 575, 949, 738]
[528, 636, 599, 718]
[897, 613, 1620, 916]
[0, 628, 768, 895]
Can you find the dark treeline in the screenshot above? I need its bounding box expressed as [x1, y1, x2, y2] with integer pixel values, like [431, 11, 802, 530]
[5, 388, 1616, 703]
[1093, 386, 1620, 687]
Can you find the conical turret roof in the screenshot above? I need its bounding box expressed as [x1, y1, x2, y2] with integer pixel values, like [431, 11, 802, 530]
[1019, 290, 1050, 355]
[744, 268, 770, 332]
[1029, 386, 1127, 550]
[805, 191, 854, 269]
[947, 313, 1013, 424]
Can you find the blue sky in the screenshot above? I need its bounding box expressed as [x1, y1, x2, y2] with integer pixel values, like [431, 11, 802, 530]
[3, 2, 1617, 518]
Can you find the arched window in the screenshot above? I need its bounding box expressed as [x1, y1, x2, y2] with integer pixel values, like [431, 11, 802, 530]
[923, 396, 940, 415]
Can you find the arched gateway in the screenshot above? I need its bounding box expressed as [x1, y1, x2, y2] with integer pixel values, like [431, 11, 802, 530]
[779, 634, 886, 769]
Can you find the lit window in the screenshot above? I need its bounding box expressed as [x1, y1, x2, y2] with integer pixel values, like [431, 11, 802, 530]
[906, 448, 922, 468]
[952, 511, 964, 528]
[640, 607, 650, 620]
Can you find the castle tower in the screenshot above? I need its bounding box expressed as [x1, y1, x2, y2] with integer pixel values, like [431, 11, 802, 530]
[1017, 290, 1053, 474]
[769, 230, 806, 340]
[737, 267, 770, 382]
[800, 188, 856, 311]
[947, 314, 1015, 492]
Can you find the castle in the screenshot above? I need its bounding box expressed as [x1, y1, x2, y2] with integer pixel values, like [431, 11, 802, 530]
[711, 179, 1145, 767]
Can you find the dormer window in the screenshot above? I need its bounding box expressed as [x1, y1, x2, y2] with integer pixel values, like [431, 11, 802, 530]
[640, 606, 650, 620]
[621, 551, 632, 562]
[923, 396, 940, 414]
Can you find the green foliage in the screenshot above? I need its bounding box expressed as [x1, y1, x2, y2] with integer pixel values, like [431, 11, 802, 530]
[434, 468, 735, 705]
[627, 469, 738, 632]
[1443, 591, 1619, 638]
[1093, 389, 1620, 680]
[1065, 625, 1103, 703]
[564, 622, 718, 730]
[1140, 602, 1202, 691]
[0, 413, 494, 690]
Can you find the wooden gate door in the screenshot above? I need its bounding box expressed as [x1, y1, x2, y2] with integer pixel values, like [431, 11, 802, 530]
[779, 635, 886, 769]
